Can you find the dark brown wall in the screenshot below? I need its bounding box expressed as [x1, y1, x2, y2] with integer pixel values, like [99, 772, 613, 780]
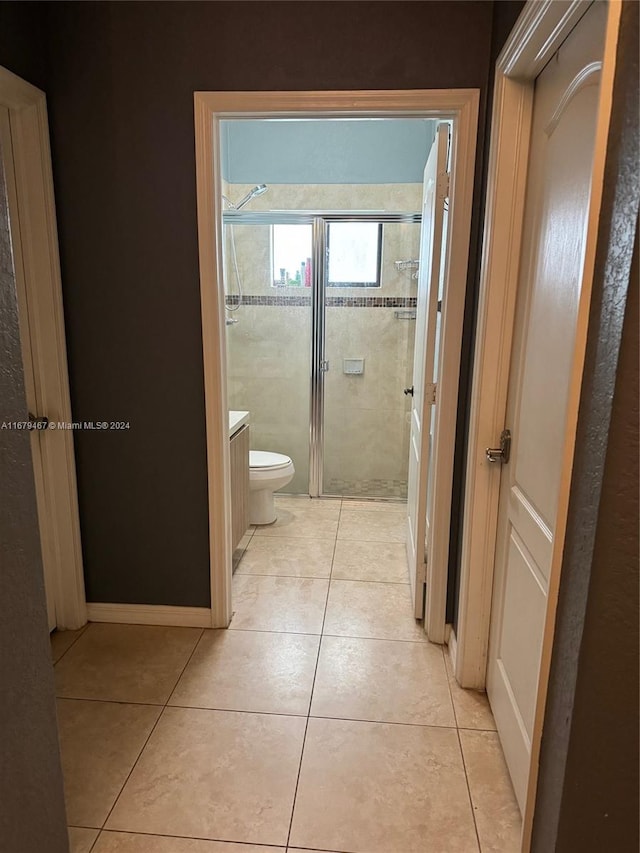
[532, 2, 639, 848]
[0, 1, 48, 89]
[37, 1, 495, 606]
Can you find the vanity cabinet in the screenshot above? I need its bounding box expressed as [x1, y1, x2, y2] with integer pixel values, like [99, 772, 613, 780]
[229, 424, 250, 551]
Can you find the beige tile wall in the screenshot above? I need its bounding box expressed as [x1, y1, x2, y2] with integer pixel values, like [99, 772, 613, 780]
[225, 183, 420, 495]
[223, 182, 421, 213]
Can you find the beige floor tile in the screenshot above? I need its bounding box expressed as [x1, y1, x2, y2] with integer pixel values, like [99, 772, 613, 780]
[57, 699, 161, 828]
[68, 826, 99, 853]
[331, 539, 408, 583]
[106, 707, 305, 846]
[94, 831, 281, 852]
[341, 499, 407, 514]
[169, 629, 319, 715]
[337, 510, 405, 543]
[51, 627, 87, 664]
[231, 575, 329, 634]
[324, 580, 426, 642]
[460, 730, 522, 852]
[445, 646, 497, 730]
[253, 507, 339, 539]
[289, 718, 478, 853]
[236, 536, 335, 578]
[311, 636, 455, 726]
[55, 624, 202, 704]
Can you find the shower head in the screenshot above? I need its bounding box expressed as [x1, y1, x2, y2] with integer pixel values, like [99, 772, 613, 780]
[232, 184, 268, 210]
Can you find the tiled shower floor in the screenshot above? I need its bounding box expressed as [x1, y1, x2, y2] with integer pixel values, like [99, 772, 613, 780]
[324, 478, 408, 499]
[51, 496, 521, 853]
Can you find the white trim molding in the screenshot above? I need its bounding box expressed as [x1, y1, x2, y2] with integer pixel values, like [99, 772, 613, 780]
[87, 603, 212, 629]
[0, 66, 86, 630]
[193, 89, 480, 633]
[455, 0, 623, 848]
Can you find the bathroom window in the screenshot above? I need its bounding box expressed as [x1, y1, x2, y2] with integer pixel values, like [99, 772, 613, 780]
[327, 222, 382, 288]
[272, 224, 313, 287]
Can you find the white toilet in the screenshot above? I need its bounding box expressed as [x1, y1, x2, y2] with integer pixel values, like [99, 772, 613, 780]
[249, 451, 295, 525]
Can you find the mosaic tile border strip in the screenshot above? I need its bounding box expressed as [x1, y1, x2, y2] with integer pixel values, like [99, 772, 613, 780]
[226, 295, 417, 308]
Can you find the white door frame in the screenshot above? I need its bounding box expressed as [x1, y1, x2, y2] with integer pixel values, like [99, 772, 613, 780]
[194, 89, 479, 632]
[0, 66, 86, 630]
[454, 0, 622, 845]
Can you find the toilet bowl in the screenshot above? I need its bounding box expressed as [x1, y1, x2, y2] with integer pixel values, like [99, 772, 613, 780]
[249, 451, 295, 525]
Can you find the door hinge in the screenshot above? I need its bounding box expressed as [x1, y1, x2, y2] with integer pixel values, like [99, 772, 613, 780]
[320, 359, 330, 373]
[438, 171, 450, 201]
[425, 382, 437, 404]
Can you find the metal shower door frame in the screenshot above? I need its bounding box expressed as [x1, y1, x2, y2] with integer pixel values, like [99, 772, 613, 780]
[223, 208, 421, 498]
[309, 211, 422, 498]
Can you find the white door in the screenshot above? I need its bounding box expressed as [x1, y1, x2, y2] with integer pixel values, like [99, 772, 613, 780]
[486, 1, 606, 812]
[406, 123, 449, 619]
[0, 105, 56, 630]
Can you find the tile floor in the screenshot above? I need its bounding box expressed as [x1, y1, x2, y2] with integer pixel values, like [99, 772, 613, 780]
[53, 497, 521, 853]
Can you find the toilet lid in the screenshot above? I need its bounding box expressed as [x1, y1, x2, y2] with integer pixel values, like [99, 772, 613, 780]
[250, 450, 292, 470]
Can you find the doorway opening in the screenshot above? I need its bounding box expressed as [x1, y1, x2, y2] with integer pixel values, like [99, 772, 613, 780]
[194, 90, 479, 635]
[221, 121, 428, 502]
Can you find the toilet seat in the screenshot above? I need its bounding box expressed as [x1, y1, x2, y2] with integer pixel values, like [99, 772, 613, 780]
[250, 450, 292, 471]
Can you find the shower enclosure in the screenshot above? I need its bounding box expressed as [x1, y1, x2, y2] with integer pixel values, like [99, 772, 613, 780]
[224, 209, 421, 499]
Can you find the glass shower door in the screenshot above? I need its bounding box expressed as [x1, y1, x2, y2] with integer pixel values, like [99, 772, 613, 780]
[224, 216, 312, 494]
[322, 217, 421, 499]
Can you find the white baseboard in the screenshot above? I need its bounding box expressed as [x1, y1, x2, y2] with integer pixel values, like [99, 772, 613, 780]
[86, 603, 212, 628]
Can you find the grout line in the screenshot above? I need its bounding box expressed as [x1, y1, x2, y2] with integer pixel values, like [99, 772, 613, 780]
[322, 631, 428, 644]
[51, 622, 90, 666]
[235, 572, 333, 580]
[148, 704, 459, 731]
[235, 572, 409, 585]
[226, 624, 430, 643]
[164, 629, 208, 707]
[165, 704, 310, 718]
[285, 846, 347, 853]
[322, 576, 410, 586]
[86, 826, 288, 848]
[227, 626, 323, 637]
[441, 645, 483, 852]
[98, 628, 206, 832]
[456, 724, 483, 852]
[57, 696, 165, 708]
[285, 501, 341, 848]
[306, 714, 458, 730]
[457, 725, 498, 733]
[442, 644, 461, 730]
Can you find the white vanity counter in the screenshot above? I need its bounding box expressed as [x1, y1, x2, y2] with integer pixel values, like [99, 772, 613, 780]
[229, 410, 249, 438]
